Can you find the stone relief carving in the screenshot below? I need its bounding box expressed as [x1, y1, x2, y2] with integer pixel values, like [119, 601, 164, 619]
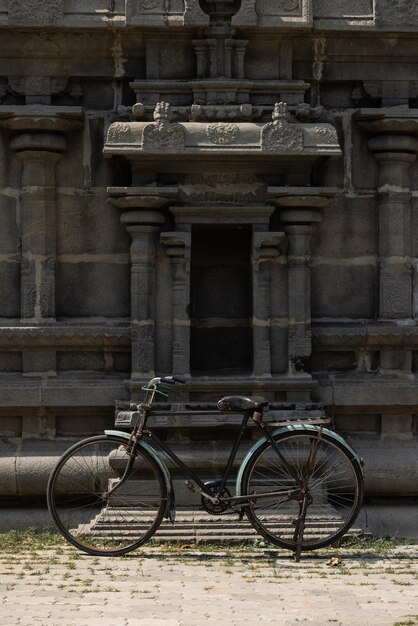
[142, 102, 185, 152]
[380, 279, 411, 318]
[231, 0, 257, 25]
[140, 0, 160, 9]
[261, 102, 303, 153]
[179, 173, 266, 204]
[313, 126, 338, 145]
[376, 0, 418, 24]
[107, 122, 133, 144]
[8, 0, 63, 25]
[278, 0, 300, 11]
[206, 122, 240, 145]
[288, 327, 312, 358]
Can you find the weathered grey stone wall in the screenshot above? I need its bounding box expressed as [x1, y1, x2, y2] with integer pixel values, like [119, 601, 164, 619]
[0, 1, 417, 522]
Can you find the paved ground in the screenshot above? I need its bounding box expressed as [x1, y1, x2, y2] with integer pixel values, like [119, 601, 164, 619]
[0, 540, 417, 626]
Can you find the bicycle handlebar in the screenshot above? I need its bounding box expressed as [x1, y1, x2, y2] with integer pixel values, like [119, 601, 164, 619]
[160, 376, 186, 385]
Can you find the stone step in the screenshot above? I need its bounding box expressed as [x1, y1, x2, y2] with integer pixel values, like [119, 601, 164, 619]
[78, 507, 363, 543]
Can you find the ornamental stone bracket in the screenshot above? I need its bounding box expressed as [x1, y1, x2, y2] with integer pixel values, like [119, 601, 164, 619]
[0, 105, 83, 325]
[104, 101, 341, 160]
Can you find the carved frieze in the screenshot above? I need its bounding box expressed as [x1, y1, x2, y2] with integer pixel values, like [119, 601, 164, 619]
[206, 123, 240, 145]
[179, 173, 266, 204]
[8, 0, 63, 25]
[250, 0, 312, 27]
[105, 101, 341, 157]
[376, 0, 418, 25]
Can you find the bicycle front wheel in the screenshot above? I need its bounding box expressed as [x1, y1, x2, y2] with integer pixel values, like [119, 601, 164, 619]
[241, 430, 363, 551]
[47, 435, 167, 556]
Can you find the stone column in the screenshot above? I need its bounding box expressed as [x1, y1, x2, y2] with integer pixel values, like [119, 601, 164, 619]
[109, 193, 168, 381]
[252, 232, 284, 377]
[281, 208, 321, 374]
[160, 232, 191, 377]
[367, 134, 417, 322]
[1, 109, 82, 323]
[11, 133, 67, 321]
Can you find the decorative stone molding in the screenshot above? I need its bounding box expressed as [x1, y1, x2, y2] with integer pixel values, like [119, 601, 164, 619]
[179, 173, 266, 204]
[104, 102, 340, 157]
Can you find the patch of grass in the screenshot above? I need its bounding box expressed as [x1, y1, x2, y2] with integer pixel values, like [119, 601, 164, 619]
[393, 617, 418, 626]
[342, 536, 414, 555]
[0, 527, 65, 553]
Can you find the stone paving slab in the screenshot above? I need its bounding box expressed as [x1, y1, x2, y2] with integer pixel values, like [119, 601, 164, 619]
[0, 543, 417, 626]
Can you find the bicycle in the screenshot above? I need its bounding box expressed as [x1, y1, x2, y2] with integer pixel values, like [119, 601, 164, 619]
[47, 375, 364, 560]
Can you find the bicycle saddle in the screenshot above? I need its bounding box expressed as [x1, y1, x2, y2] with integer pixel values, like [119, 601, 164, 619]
[217, 396, 268, 412]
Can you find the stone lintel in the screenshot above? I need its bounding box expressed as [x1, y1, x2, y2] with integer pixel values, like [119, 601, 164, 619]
[0, 325, 131, 348]
[312, 323, 418, 349]
[128, 374, 317, 396]
[170, 205, 274, 226]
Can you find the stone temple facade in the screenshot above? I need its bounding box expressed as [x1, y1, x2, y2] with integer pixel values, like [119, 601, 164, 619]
[0, 0, 417, 533]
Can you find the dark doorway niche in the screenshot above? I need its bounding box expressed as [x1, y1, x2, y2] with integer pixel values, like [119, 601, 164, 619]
[190, 225, 252, 375]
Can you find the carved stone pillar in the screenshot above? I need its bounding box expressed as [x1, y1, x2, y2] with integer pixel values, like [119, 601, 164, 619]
[109, 192, 168, 380]
[160, 232, 191, 377]
[13, 134, 65, 320]
[0, 108, 83, 322]
[367, 134, 417, 321]
[278, 204, 322, 375]
[357, 112, 418, 383]
[252, 233, 284, 377]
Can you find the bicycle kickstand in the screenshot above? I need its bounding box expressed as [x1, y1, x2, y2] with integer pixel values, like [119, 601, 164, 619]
[293, 496, 308, 563]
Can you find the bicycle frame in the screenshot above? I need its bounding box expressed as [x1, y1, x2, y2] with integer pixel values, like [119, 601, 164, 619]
[122, 408, 304, 508]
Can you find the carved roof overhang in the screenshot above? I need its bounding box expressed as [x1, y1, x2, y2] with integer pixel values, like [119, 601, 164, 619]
[104, 118, 340, 161]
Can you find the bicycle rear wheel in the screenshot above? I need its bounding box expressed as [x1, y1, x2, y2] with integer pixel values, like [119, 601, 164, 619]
[241, 430, 363, 551]
[47, 435, 167, 556]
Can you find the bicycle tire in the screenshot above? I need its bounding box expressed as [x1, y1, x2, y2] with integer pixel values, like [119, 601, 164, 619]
[47, 434, 167, 556]
[240, 430, 363, 551]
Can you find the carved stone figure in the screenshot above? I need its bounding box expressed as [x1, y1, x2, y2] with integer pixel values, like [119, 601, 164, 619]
[142, 102, 185, 151]
[261, 102, 303, 152]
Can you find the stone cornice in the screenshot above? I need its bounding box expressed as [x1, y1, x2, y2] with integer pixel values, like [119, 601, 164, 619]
[312, 323, 418, 348]
[0, 324, 131, 348]
[104, 105, 341, 159]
